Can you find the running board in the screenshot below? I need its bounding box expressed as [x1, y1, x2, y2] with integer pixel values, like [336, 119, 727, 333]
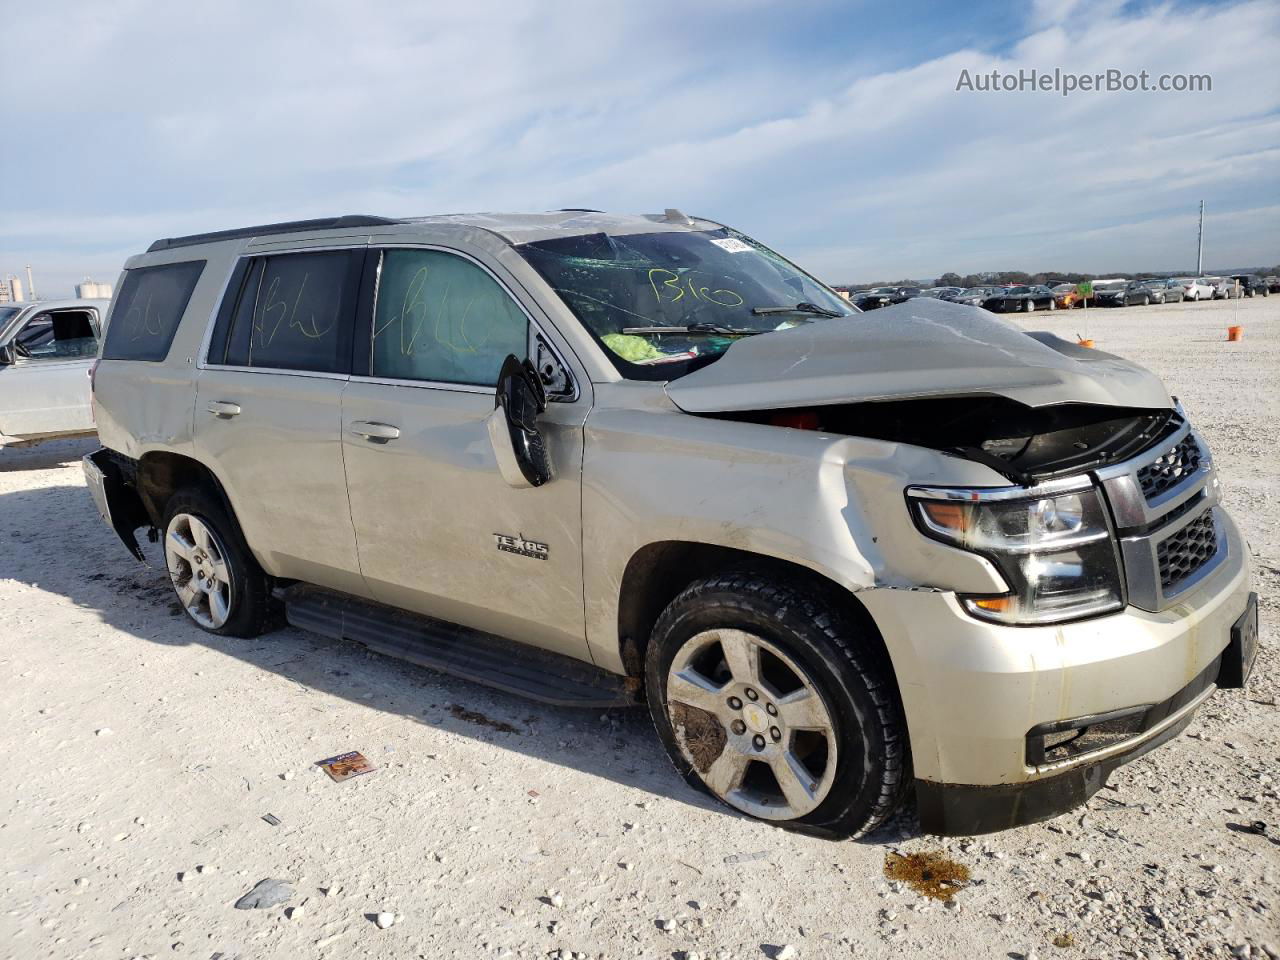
[274, 585, 639, 708]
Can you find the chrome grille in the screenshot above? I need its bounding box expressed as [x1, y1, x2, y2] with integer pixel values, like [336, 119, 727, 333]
[1137, 433, 1202, 501]
[1097, 417, 1227, 612]
[1157, 509, 1218, 590]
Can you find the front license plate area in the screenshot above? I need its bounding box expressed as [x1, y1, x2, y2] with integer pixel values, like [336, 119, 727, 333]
[1219, 593, 1259, 689]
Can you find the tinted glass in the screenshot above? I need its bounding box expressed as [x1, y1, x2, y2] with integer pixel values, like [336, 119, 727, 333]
[518, 228, 853, 380]
[101, 260, 205, 361]
[371, 249, 528, 386]
[21, 311, 98, 361]
[225, 251, 354, 373]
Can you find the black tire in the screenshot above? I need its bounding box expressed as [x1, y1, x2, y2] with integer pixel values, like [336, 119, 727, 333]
[1024, 298, 1035, 313]
[645, 572, 909, 839]
[162, 488, 277, 638]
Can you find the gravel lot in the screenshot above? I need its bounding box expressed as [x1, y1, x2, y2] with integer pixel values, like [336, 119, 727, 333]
[2, 295, 1276, 960]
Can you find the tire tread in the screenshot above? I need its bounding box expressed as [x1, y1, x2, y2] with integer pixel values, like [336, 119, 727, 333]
[648, 571, 909, 839]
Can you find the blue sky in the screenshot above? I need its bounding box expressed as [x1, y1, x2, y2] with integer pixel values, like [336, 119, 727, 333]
[0, 0, 1276, 296]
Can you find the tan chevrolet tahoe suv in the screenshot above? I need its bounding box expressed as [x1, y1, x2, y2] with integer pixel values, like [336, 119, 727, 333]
[84, 211, 1258, 838]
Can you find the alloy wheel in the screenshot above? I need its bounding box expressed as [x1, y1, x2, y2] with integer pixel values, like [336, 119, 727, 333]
[665, 629, 838, 820]
[165, 513, 233, 629]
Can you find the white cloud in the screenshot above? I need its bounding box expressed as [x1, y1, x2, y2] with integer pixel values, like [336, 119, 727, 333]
[0, 0, 1276, 294]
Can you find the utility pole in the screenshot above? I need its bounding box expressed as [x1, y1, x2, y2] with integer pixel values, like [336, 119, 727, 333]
[1196, 201, 1204, 276]
[25, 264, 36, 301]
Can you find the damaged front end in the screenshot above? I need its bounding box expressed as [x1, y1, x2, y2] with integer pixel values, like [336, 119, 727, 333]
[706, 395, 1179, 486]
[663, 297, 1178, 485]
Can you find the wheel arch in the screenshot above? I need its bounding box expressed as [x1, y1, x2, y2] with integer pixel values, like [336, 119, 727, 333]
[136, 450, 236, 529]
[616, 540, 893, 684]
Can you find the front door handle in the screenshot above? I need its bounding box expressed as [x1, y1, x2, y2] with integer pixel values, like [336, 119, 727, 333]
[350, 420, 400, 443]
[207, 401, 241, 418]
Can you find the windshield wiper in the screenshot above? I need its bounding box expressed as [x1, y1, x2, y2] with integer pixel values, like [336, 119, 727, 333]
[620, 323, 763, 336]
[750, 301, 841, 318]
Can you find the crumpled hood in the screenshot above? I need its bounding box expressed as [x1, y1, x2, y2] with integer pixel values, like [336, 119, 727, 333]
[665, 297, 1171, 413]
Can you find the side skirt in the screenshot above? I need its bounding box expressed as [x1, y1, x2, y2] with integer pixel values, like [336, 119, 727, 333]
[274, 584, 639, 709]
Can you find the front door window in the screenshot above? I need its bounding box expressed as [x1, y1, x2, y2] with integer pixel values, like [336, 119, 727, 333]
[14, 311, 98, 361]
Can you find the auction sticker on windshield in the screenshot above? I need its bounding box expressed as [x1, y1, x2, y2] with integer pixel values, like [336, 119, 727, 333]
[710, 237, 753, 253]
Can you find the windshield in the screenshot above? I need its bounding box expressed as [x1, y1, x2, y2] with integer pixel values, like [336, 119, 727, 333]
[518, 228, 855, 379]
[1007, 286, 1032, 295]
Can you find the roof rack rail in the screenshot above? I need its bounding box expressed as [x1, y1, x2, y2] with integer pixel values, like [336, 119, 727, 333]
[146, 215, 402, 252]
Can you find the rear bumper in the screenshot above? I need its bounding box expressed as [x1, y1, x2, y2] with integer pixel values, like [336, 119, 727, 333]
[83, 448, 147, 560]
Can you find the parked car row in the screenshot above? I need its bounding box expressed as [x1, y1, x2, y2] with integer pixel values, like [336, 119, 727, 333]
[851, 274, 1270, 311]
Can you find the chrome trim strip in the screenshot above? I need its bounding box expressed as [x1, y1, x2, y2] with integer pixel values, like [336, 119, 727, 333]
[198, 364, 350, 382]
[1030, 682, 1216, 775]
[347, 375, 491, 395]
[1097, 420, 1214, 529]
[907, 474, 1094, 503]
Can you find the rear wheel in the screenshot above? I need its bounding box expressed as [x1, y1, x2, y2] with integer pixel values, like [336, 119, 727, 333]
[1142, 295, 1150, 306]
[1024, 299, 1035, 313]
[1049, 298, 1057, 310]
[163, 489, 276, 638]
[645, 572, 909, 839]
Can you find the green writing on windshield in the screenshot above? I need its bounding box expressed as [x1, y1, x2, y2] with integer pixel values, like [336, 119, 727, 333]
[648, 269, 745, 308]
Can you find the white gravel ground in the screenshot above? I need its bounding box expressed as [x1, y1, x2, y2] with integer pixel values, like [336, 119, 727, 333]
[1, 295, 1276, 960]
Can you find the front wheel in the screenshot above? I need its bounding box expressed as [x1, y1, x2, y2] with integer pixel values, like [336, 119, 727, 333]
[1049, 298, 1057, 311]
[1142, 296, 1150, 306]
[163, 490, 276, 637]
[1024, 299, 1035, 313]
[645, 573, 909, 839]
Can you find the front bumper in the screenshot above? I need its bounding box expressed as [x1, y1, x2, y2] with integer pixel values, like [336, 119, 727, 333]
[859, 507, 1253, 835]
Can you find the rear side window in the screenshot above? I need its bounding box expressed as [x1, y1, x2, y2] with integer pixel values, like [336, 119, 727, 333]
[370, 249, 528, 387]
[101, 260, 205, 361]
[220, 250, 360, 373]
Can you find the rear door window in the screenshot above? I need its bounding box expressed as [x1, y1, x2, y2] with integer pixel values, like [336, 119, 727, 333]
[221, 250, 362, 374]
[102, 260, 206, 361]
[369, 249, 528, 387]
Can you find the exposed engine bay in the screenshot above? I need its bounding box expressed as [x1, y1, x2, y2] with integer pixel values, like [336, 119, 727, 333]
[710, 397, 1179, 486]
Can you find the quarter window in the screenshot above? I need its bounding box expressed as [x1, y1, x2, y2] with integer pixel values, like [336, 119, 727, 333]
[223, 250, 359, 373]
[371, 249, 528, 387]
[102, 260, 205, 362]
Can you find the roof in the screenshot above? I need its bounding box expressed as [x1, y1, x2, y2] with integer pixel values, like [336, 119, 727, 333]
[145, 210, 721, 252]
[400, 210, 723, 244]
[146, 215, 400, 252]
[0, 298, 110, 312]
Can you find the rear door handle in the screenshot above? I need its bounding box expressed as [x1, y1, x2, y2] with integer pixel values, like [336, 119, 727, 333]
[350, 420, 400, 443]
[207, 401, 241, 418]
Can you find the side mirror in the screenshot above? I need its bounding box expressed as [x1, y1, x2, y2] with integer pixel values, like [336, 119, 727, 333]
[486, 354, 552, 488]
[0, 344, 13, 365]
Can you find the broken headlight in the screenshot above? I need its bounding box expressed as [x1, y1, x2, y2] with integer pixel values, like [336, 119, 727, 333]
[907, 480, 1124, 625]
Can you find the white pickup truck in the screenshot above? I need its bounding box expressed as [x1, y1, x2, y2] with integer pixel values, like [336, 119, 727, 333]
[0, 298, 109, 444]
